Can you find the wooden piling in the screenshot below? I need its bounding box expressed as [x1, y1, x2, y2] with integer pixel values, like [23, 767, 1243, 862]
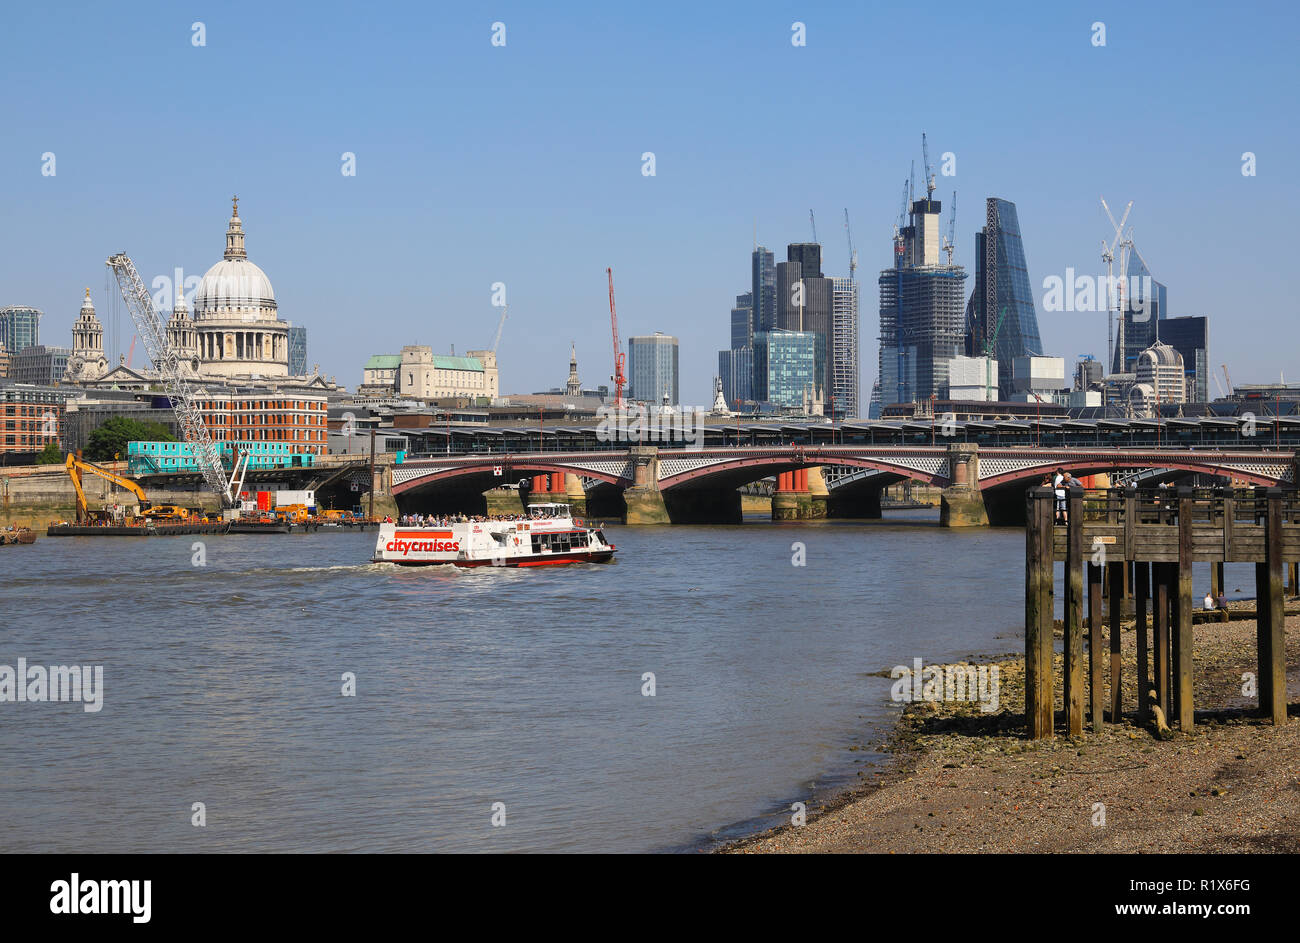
[1135, 561, 1150, 724]
[1065, 489, 1085, 736]
[1154, 563, 1170, 722]
[1258, 490, 1287, 724]
[1087, 561, 1104, 732]
[1108, 562, 1124, 722]
[1025, 488, 1055, 739]
[1175, 491, 1195, 730]
[1210, 561, 1223, 600]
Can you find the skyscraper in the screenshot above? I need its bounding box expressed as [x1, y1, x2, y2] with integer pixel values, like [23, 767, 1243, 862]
[831, 277, 859, 418]
[1156, 315, 1208, 403]
[0, 305, 42, 356]
[754, 330, 825, 409]
[964, 197, 1043, 399]
[627, 333, 679, 405]
[878, 195, 967, 405]
[730, 292, 753, 350]
[777, 247, 833, 403]
[287, 325, 307, 376]
[718, 346, 753, 406]
[751, 247, 776, 336]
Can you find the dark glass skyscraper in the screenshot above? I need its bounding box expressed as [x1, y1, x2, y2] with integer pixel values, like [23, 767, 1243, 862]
[1156, 315, 1208, 403]
[751, 247, 776, 335]
[730, 292, 753, 350]
[965, 197, 1043, 399]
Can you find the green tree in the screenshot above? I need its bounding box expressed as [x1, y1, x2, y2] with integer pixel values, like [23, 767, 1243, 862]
[85, 416, 176, 462]
[34, 442, 63, 464]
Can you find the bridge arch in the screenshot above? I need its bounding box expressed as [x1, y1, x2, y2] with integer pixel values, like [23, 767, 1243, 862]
[978, 458, 1284, 491]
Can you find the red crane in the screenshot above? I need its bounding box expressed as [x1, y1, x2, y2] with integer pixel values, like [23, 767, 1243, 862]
[607, 267, 626, 408]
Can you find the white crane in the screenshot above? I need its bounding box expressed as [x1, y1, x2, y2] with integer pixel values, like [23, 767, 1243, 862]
[106, 253, 247, 508]
[1100, 196, 1133, 373]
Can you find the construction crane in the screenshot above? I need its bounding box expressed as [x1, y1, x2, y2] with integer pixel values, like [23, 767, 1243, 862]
[942, 191, 957, 264]
[843, 209, 857, 281]
[606, 267, 626, 408]
[984, 306, 1009, 402]
[1100, 196, 1133, 373]
[106, 253, 247, 508]
[489, 304, 508, 353]
[894, 180, 909, 260]
[1222, 363, 1233, 397]
[64, 455, 150, 523]
[809, 209, 817, 244]
[921, 133, 936, 199]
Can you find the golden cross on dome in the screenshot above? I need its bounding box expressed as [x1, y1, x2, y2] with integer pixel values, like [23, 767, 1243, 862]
[232, 194, 239, 216]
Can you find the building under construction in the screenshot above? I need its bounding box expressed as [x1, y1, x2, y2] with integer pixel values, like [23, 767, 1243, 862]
[876, 193, 966, 408]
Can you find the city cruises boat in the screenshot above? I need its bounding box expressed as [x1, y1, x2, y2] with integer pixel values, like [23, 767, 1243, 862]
[372, 503, 616, 567]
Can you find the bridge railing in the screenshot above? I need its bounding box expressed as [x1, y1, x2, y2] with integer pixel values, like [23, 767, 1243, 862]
[1074, 486, 1300, 527]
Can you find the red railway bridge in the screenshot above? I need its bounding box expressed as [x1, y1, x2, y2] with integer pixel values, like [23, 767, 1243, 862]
[387, 444, 1299, 525]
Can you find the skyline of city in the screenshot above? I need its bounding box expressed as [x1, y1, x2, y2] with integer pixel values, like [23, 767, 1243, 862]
[2, 2, 1296, 405]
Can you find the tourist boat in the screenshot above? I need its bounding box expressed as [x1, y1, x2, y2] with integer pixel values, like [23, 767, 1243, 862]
[372, 503, 616, 567]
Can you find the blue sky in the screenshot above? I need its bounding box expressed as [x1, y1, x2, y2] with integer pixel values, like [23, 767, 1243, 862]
[3, 0, 1296, 405]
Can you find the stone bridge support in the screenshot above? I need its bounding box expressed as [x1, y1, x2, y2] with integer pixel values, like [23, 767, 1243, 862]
[624, 446, 670, 524]
[940, 443, 989, 527]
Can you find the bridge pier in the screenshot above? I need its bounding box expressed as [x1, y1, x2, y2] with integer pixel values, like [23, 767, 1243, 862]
[940, 444, 989, 527]
[623, 447, 670, 525]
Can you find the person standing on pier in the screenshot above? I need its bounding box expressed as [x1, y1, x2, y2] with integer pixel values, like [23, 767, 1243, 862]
[1053, 469, 1067, 524]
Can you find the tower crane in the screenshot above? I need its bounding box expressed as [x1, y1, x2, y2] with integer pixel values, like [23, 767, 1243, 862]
[942, 191, 957, 264]
[106, 253, 247, 509]
[843, 209, 857, 281]
[921, 132, 936, 200]
[984, 306, 1009, 402]
[894, 179, 909, 260]
[1100, 196, 1133, 373]
[1221, 364, 1233, 397]
[606, 267, 626, 408]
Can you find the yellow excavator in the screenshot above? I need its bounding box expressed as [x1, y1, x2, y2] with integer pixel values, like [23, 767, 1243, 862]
[64, 455, 186, 525]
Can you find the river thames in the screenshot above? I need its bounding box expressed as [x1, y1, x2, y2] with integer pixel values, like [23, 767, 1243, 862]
[2, 513, 1033, 852]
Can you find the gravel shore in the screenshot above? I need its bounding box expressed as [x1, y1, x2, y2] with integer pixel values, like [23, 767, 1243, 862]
[723, 608, 1300, 854]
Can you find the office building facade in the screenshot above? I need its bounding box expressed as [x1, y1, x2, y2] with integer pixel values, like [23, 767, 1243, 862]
[717, 346, 753, 407]
[730, 292, 753, 350]
[0, 305, 42, 357]
[754, 330, 825, 410]
[627, 333, 679, 405]
[830, 276, 860, 418]
[751, 247, 776, 336]
[1155, 315, 1208, 403]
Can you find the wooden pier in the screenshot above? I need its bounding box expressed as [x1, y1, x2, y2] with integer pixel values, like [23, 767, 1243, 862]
[1025, 486, 1297, 739]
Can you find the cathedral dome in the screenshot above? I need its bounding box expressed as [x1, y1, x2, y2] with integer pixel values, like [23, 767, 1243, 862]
[193, 257, 277, 318]
[192, 196, 278, 322]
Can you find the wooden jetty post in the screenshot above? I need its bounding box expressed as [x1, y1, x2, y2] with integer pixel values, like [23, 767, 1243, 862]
[1108, 561, 1124, 722]
[1153, 563, 1170, 722]
[1087, 561, 1104, 732]
[1025, 488, 1056, 739]
[1064, 489, 1085, 736]
[1175, 490, 1195, 730]
[1257, 489, 1287, 724]
[1135, 562, 1150, 724]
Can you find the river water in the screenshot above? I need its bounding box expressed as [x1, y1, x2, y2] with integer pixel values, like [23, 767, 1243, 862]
[2, 511, 1035, 853]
